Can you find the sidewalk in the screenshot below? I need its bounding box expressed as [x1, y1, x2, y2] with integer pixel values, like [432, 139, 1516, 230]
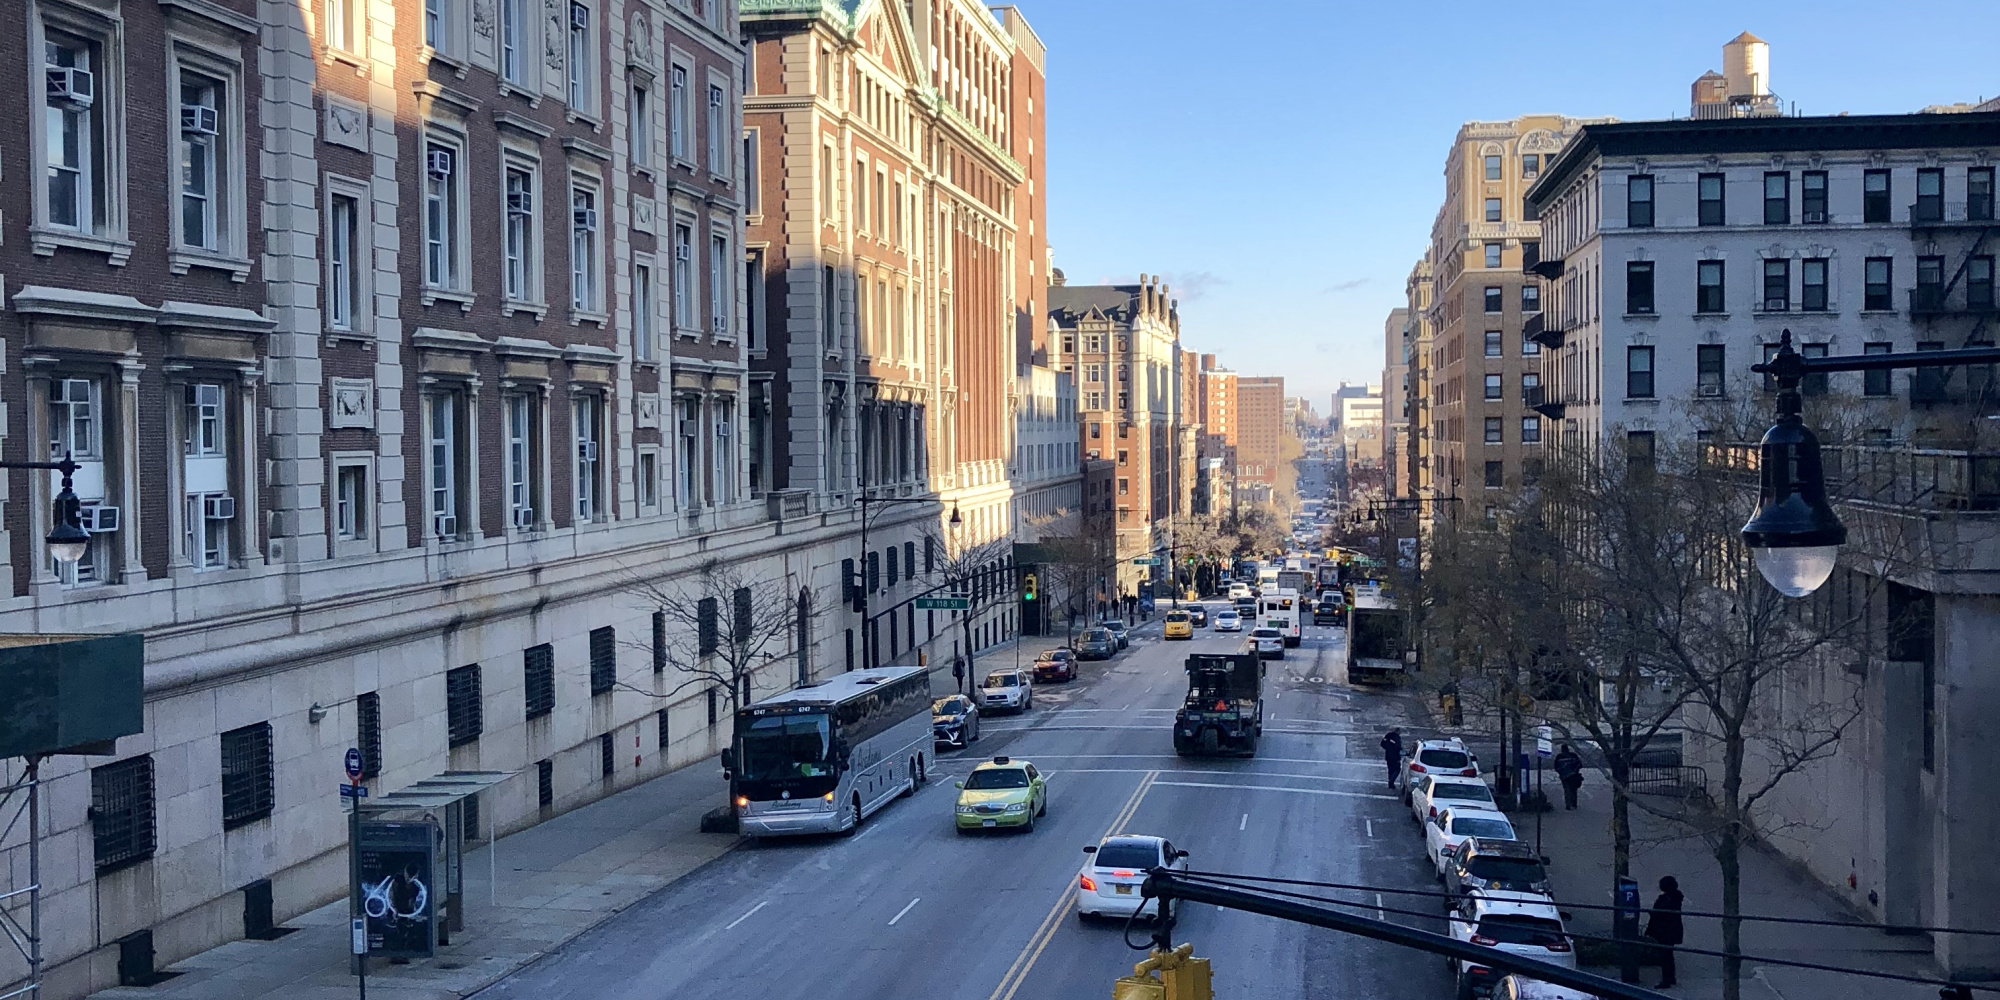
[1502, 774, 1942, 1000]
[91, 754, 739, 1000]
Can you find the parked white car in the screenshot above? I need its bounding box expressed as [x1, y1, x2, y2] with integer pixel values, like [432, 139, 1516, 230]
[1425, 805, 1518, 875]
[1447, 891, 1575, 999]
[1410, 774, 1499, 826]
[980, 669, 1033, 714]
[1402, 738, 1480, 803]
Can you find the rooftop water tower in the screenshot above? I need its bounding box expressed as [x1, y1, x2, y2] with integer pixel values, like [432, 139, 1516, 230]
[1689, 32, 1783, 118]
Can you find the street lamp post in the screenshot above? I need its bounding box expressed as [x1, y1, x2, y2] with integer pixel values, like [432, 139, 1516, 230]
[1743, 331, 2000, 596]
[6, 453, 94, 566]
[853, 495, 953, 670]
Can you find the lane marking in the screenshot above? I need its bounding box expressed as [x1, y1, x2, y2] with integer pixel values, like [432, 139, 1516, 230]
[724, 900, 767, 930]
[1150, 780, 1398, 801]
[1366, 819, 1375, 838]
[987, 770, 1158, 1000]
[889, 897, 921, 926]
[1239, 813, 1248, 832]
[1376, 893, 1386, 922]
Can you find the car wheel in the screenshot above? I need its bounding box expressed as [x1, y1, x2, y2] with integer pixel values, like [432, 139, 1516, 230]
[1037, 796, 1047, 818]
[1454, 970, 1477, 1000]
[1023, 812, 1036, 833]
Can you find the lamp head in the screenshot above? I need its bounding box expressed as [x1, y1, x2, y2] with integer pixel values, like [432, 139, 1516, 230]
[948, 506, 963, 528]
[46, 484, 90, 565]
[1740, 409, 1846, 597]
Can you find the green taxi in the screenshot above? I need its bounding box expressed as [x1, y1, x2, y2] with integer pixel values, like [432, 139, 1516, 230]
[953, 756, 1048, 834]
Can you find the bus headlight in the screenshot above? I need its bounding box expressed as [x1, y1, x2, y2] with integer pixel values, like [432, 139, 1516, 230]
[735, 796, 749, 809]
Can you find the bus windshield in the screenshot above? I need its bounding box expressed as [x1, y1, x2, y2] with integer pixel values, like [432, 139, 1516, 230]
[737, 713, 834, 781]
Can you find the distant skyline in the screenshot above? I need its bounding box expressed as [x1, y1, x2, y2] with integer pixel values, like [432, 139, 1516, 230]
[1024, 0, 1996, 407]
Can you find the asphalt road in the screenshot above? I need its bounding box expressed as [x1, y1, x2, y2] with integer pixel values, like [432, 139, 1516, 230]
[474, 613, 1450, 1000]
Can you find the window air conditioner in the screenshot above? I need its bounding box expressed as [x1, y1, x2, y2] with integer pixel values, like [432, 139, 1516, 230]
[426, 149, 454, 179]
[680, 419, 700, 437]
[512, 507, 535, 529]
[674, 243, 691, 262]
[507, 189, 534, 215]
[1803, 211, 1825, 224]
[578, 440, 598, 461]
[1764, 298, 1789, 312]
[180, 104, 219, 136]
[204, 495, 237, 520]
[1698, 384, 1723, 398]
[433, 513, 458, 538]
[711, 315, 727, 334]
[569, 2, 588, 28]
[79, 505, 121, 533]
[45, 67, 94, 109]
[572, 208, 598, 232]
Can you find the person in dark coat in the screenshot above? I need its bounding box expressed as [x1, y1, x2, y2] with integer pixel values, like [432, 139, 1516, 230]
[1553, 744, 1585, 810]
[1381, 729, 1404, 790]
[1645, 875, 1685, 988]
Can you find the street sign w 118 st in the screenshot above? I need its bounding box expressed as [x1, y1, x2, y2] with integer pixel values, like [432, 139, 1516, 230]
[915, 596, 970, 611]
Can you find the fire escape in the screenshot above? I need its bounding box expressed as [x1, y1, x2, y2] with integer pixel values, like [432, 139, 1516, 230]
[1906, 167, 1997, 419]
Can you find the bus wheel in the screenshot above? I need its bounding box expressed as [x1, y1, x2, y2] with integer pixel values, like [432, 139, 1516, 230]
[917, 754, 927, 783]
[845, 796, 863, 836]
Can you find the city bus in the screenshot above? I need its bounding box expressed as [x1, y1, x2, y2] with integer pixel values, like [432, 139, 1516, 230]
[724, 666, 932, 838]
[1258, 588, 1302, 647]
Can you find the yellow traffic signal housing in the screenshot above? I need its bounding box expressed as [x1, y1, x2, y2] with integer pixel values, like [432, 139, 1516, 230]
[1112, 944, 1212, 1000]
[1023, 573, 1038, 601]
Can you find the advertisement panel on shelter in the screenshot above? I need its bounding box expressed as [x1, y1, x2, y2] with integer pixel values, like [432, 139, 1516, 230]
[357, 820, 438, 958]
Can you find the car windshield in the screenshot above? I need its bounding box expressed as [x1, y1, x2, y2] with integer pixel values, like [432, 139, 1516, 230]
[965, 768, 1030, 790]
[736, 713, 833, 781]
[1218, 611, 1237, 619]
[1421, 748, 1472, 769]
[1432, 783, 1494, 805]
[984, 673, 1018, 688]
[1103, 620, 1126, 630]
[1093, 842, 1161, 870]
[1166, 612, 1190, 622]
[1252, 628, 1280, 638]
[934, 697, 969, 716]
[1083, 629, 1111, 641]
[1467, 856, 1548, 884]
[1452, 816, 1516, 839]
[1475, 915, 1568, 948]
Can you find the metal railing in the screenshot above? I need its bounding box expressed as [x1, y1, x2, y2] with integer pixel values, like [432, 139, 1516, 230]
[1703, 443, 2000, 511]
[1626, 763, 1707, 797]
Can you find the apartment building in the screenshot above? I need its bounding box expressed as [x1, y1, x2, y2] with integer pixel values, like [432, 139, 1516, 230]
[1236, 376, 1284, 487]
[1012, 365, 1080, 543]
[1048, 275, 1181, 593]
[1195, 357, 1237, 514]
[1426, 115, 1607, 502]
[1402, 257, 1437, 501]
[1341, 386, 1384, 497]
[1383, 309, 1410, 497]
[1526, 107, 2000, 976]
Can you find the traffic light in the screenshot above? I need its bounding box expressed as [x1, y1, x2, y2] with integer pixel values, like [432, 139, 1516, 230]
[1022, 572, 1038, 602]
[1113, 944, 1212, 1000]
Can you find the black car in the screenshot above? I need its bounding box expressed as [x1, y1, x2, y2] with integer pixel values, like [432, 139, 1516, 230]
[932, 695, 981, 749]
[1442, 838, 1551, 902]
[1188, 606, 1208, 627]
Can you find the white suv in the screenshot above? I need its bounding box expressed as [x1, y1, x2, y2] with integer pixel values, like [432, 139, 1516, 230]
[1447, 890, 1575, 999]
[980, 669, 1033, 714]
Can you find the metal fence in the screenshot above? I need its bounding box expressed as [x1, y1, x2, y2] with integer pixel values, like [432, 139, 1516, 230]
[1703, 443, 2000, 511]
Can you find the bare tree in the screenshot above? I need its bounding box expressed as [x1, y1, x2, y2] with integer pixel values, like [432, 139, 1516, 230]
[1037, 530, 1114, 642]
[618, 560, 821, 719]
[921, 528, 1017, 693]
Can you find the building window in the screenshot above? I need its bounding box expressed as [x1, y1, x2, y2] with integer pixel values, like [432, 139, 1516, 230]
[1763, 172, 1789, 225]
[1484, 244, 1502, 269]
[446, 664, 482, 747]
[328, 192, 360, 330]
[1521, 285, 1540, 313]
[1522, 372, 1540, 394]
[335, 462, 369, 541]
[91, 756, 156, 874]
[183, 383, 232, 570]
[566, 2, 591, 111]
[1521, 334, 1539, 357]
[1626, 261, 1655, 314]
[1863, 170, 1891, 223]
[423, 139, 462, 289]
[1483, 374, 1502, 401]
[589, 626, 616, 696]
[1627, 175, 1654, 228]
[1913, 341, 1948, 403]
[1971, 167, 1996, 222]
[1483, 286, 1502, 313]
[504, 166, 537, 303]
[677, 397, 699, 505]
[1696, 260, 1725, 313]
[571, 183, 600, 311]
[1483, 418, 1502, 445]
[1801, 258, 1828, 311]
[524, 643, 555, 719]
[427, 391, 463, 538]
[1520, 417, 1541, 444]
[1483, 198, 1501, 223]
[629, 82, 651, 169]
[1483, 460, 1502, 488]
[1762, 259, 1789, 311]
[1521, 154, 1539, 178]
[574, 393, 601, 521]
[537, 758, 554, 808]
[1698, 173, 1724, 226]
[1626, 345, 1655, 398]
[744, 129, 762, 216]
[673, 223, 695, 329]
[633, 261, 655, 360]
[356, 692, 381, 778]
[1484, 331, 1502, 357]
[667, 64, 691, 160]
[1483, 155, 1500, 180]
[1864, 342, 1893, 396]
[220, 722, 274, 829]
[713, 399, 736, 505]
[1915, 168, 1943, 223]
[177, 71, 226, 251]
[638, 449, 659, 508]
[1915, 255, 1945, 312]
[1802, 170, 1828, 223]
[327, 0, 361, 53]
[709, 233, 730, 337]
[707, 84, 728, 175]
[1864, 257, 1893, 310]
[499, 0, 526, 82]
[1970, 256, 1996, 311]
[505, 393, 537, 529]
[1697, 344, 1725, 397]
[42, 30, 110, 235]
[1626, 431, 1656, 474]
[1801, 342, 1830, 397]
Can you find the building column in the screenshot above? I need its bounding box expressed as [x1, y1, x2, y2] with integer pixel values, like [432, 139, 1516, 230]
[1933, 593, 2000, 976]
[115, 359, 147, 585]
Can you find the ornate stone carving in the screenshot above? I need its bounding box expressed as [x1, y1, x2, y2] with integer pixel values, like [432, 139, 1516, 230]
[1519, 130, 1562, 153]
[632, 196, 656, 235]
[636, 394, 661, 428]
[473, 0, 494, 37]
[545, 0, 565, 70]
[329, 378, 376, 429]
[627, 8, 652, 66]
[325, 96, 368, 152]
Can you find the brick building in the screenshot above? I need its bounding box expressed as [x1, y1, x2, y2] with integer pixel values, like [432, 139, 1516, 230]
[1235, 375, 1284, 487]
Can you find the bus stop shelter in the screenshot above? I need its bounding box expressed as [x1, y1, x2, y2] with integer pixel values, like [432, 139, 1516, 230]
[358, 771, 513, 943]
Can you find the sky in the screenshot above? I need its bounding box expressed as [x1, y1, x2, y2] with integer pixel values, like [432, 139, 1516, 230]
[1019, 0, 1997, 412]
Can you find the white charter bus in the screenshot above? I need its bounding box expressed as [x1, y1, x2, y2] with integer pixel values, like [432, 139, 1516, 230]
[1258, 588, 1302, 647]
[724, 666, 932, 837]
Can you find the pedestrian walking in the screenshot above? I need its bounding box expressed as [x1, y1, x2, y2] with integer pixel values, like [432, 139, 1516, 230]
[1645, 875, 1684, 989]
[1380, 728, 1404, 790]
[952, 656, 965, 692]
[1553, 743, 1585, 810]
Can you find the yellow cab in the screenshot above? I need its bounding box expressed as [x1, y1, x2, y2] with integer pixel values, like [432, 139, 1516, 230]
[1163, 609, 1194, 640]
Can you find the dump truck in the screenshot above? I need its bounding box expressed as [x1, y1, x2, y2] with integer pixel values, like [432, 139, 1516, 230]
[1345, 592, 1410, 684]
[1174, 653, 1264, 757]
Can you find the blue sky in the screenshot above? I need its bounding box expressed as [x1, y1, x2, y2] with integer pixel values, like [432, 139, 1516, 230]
[1021, 0, 1997, 412]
